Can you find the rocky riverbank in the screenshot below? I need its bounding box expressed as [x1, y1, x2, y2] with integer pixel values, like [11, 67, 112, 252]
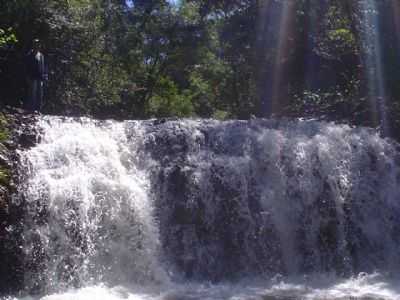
[0, 106, 39, 294]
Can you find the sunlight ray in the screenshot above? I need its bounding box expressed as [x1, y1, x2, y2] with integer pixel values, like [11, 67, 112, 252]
[258, 0, 296, 117]
[358, 0, 390, 135]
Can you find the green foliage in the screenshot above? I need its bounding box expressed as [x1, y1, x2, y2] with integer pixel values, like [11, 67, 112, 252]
[1, 0, 400, 140]
[315, 4, 357, 59]
[148, 77, 194, 117]
[328, 28, 355, 49]
[178, 1, 201, 24]
[0, 28, 17, 49]
[212, 109, 229, 120]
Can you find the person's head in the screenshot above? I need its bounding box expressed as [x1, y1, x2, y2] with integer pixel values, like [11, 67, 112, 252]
[32, 39, 41, 51]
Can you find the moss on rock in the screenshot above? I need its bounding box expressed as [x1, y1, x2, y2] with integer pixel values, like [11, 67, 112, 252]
[0, 112, 10, 189]
[0, 113, 9, 142]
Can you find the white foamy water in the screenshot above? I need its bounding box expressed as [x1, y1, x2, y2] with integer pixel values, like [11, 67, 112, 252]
[8, 116, 400, 300]
[8, 273, 400, 300]
[18, 117, 167, 293]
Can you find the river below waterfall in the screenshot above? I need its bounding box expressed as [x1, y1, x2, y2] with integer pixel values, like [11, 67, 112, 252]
[5, 116, 400, 299]
[7, 273, 400, 300]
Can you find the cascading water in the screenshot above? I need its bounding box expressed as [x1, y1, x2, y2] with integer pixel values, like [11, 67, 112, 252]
[7, 116, 400, 299]
[18, 117, 167, 294]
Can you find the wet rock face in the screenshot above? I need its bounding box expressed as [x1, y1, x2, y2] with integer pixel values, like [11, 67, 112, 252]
[0, 107, 39, 295]
[141, 121, 282, 281]
[141, 119, 400, 280]
[143, 121, 285, 280]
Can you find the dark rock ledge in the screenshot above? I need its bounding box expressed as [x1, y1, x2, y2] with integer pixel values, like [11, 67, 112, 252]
[0, 105, 40, 295]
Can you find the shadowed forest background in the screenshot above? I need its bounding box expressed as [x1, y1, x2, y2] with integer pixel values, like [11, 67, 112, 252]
[1, 0, 400, 138]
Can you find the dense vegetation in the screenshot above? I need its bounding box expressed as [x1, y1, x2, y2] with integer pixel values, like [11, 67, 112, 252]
[1, 0, 400, 137]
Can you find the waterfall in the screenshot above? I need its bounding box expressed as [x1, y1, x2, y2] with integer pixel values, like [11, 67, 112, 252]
[12, 116, 400, 299]
[146, 119, 400, 279]
[19, 117, 166, 293]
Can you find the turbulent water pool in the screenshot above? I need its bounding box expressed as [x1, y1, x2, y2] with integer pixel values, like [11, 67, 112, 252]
[7, 273, 400, 299]
[5, 116, 400, 299]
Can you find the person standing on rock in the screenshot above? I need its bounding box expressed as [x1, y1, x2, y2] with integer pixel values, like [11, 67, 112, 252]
[25, 39, 47, 112]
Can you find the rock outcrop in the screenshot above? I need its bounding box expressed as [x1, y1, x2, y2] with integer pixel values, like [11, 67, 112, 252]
[0, 106, 39, 294]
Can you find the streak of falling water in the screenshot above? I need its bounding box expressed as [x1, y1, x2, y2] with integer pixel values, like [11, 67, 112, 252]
[358, 0, 390, 136]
